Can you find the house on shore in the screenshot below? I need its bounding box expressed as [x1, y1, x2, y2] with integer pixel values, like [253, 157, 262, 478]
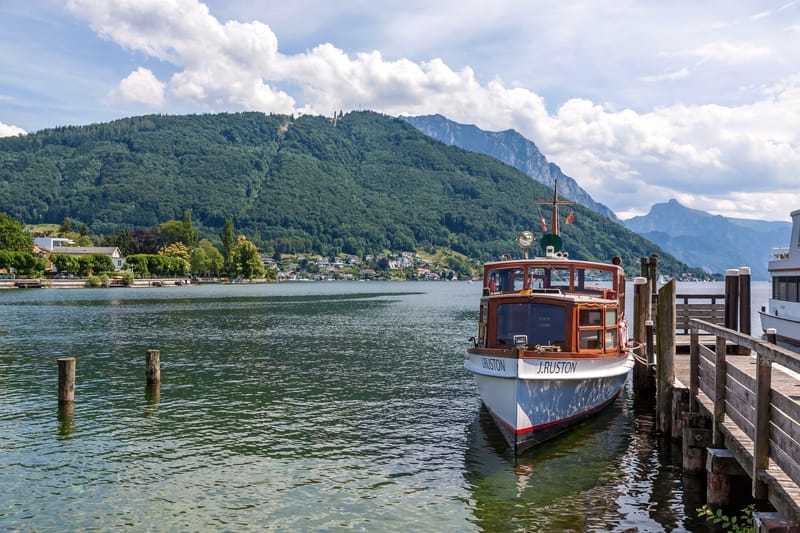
[34, 238, 125, 271]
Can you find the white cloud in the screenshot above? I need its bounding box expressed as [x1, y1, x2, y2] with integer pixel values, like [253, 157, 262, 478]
[640, 68, 690, 83]
[0, 121, 26, 137]
[59, 0, 800, 221]
[117, 67, 165, 106]
[690, 40, 774, 63]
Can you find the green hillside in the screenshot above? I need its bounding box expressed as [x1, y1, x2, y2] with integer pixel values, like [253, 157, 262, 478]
[0, 110, 694, 276]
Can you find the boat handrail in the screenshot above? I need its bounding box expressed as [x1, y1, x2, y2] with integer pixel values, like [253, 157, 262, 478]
[770, 245, 790, 260]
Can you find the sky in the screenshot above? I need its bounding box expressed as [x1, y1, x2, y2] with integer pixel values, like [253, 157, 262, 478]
[1, 0, 799, 221]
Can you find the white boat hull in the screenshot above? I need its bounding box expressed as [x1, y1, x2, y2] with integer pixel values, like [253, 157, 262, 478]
[760, 301, 800, 345]
[465, 353, 633, 453]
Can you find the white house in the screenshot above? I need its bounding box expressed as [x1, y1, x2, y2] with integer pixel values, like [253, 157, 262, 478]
[48, 246, 125, 271]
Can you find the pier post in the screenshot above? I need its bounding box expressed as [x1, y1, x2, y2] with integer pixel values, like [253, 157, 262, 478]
[145, 349, 161, 384]
[57, 357, 76, 404]
[656, 278, 676, 436]
[738, 267, 751, 336]
[753, 347, 772, 500]
[706, 448, 748, 508]
[632, 277, 654, 393]
[724, 268, 739, 333]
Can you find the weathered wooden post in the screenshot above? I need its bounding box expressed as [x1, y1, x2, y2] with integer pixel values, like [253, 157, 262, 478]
[753, 335, 772, 500]
[683, 324, 711, 473]
[656, 278, 676, 436]
[58, 357, 76, 404]
[145, 349, 161, 384]
[724, 269, 739, 332]
[632, 277, 654, 393]
[738, 267, 751, 336]
[713, 335, 727, 447]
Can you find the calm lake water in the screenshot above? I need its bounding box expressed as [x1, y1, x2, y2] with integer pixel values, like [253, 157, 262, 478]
[0, 280, 769, 531]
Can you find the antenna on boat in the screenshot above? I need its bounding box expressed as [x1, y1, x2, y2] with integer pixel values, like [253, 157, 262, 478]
[535, 179, 573, 252]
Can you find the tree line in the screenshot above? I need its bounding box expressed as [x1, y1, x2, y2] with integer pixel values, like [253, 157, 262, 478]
[0, 210, 272, 280]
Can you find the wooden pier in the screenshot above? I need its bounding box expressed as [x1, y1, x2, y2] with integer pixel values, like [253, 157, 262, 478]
[677, 322, 800, 523]
[634, 267, 800, 530]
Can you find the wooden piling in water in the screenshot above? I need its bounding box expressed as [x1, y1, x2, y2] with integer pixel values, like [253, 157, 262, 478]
[145, 349, 161, 384]
[656, 279, 676, 436]
[632, 277, 655, 393]
[57, 357, 76, 404]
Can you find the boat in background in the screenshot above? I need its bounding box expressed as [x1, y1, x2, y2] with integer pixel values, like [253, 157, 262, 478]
[465, 182, 634, 454]
[759, 208, 800, 347]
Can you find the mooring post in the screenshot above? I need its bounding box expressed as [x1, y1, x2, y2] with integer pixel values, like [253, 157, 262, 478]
[57, 357, 76, 404]
[145, 349, 161, 384]
[766, 328, 777, 345]
[632, 277, 654, 393]
[724, 269, 739, 331]
[753, 344, 772, 500]
[656, 278, 676, 436]
[738, 267, 751, 336]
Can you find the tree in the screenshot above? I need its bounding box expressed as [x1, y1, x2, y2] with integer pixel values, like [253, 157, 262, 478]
[182, 210, 197, 249]
[158, 220, 186, 246]
[221, 218, 235, 275]
[59, 218, 73, 235]
[50, 254, 80, 274]
[234, 235, 265, 279]
[159, 242, 191, 273]
[130, 228, 160, 254]
[0, 213, 33, 251]
[190, 239, 224, 277]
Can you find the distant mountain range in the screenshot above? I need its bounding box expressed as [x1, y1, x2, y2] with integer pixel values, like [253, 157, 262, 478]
[401, 114, 791, 280]
[622, 199, 791, 280]
[400, 115, 619, 221]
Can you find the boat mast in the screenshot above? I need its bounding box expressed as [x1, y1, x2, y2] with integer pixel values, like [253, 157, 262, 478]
[537, 179, 573, 237]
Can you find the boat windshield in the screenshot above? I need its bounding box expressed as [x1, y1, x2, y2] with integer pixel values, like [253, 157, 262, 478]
[486, 264, 617, 295]
[495, 303, 566, 347]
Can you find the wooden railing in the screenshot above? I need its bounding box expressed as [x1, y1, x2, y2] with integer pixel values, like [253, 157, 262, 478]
[676, 294, 725, 334]
[689, 318, 800, 521]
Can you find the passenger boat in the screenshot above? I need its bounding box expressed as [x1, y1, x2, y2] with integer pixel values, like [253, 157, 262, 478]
[759, 209, 800, 347]
[465, 185, 634, 454]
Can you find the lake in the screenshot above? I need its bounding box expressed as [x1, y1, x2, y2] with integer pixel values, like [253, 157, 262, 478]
[0, 280, 770, 531]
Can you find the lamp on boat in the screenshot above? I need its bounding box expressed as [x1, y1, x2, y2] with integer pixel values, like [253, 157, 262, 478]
[516, 231, 534, 259]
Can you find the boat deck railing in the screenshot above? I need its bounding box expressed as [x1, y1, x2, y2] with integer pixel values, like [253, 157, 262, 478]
[770, 245, 791, 261]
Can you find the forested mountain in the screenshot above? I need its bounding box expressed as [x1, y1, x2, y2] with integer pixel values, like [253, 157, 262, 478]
[0, 111, 694, 276]
[623, 199, 791, 280]
[400, 114, 619, 221]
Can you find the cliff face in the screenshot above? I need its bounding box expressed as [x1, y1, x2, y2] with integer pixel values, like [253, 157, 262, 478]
[401, 114, 619, 221]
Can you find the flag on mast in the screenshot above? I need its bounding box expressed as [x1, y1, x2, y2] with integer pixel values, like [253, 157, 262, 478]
[540, 217, 547, 232]
[565, 210, 576, 225]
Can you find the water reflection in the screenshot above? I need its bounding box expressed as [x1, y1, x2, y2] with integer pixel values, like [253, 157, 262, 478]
[464, 386, 709, 531]
[57, 402, 75, 438]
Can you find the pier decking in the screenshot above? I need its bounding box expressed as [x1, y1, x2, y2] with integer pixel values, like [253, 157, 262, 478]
[635, 269, 800, 529]
[674, 321, 800, 523]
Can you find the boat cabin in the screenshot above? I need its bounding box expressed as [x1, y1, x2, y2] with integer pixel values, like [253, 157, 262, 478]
[475, 259, 626, 355]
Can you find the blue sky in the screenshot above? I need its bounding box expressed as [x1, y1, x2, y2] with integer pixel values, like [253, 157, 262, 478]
[1, 0, 799, 221]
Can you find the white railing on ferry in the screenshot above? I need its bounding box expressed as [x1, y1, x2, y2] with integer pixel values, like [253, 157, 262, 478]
[770, 245, 790, 260]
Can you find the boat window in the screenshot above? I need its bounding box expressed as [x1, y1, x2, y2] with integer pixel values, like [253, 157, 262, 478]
[576, 268, 614, 291]
[579, 330, 600, 349]
[605, 309, 617, 326]
[605, 329, 618, 349]
[488, 268, 525, 293]
[579, 308, 603, 327]
[578, 306, 618, 352]
[550, 268, 573, 288]
[773, 276, 800, 302]
[527, 267, 546, 289]
[495, 303, 566, 347]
